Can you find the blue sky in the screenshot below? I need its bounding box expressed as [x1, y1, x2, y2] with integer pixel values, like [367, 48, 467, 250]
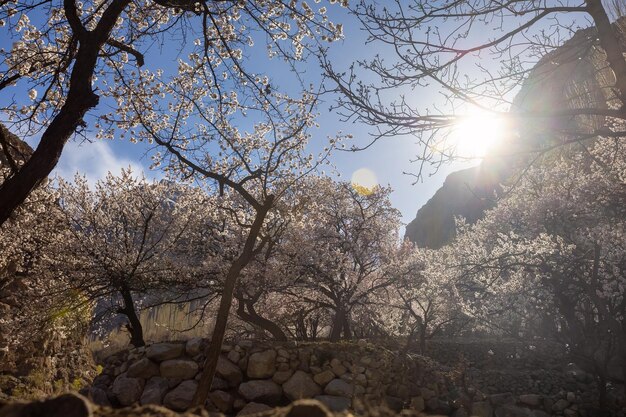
[1, 1, 596, 231]
[52, 3, 474, 231]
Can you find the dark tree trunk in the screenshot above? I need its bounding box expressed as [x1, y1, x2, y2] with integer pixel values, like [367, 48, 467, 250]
[0, 0, 130, 226]
[119, 286, 145, 347]
[236, 296, 287, 341]
[342, 312, 352, 340]
[294, 312, 308, 341]
[597, 372, 608, 414]
[419, 324, 427, 354]
[329, 308, 345, 342]
[191, 197, 273, 408]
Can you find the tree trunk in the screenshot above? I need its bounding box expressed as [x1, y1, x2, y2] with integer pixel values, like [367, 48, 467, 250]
[119, 286, 145, 348]
[419, 324, 427, 354]
[236, 296, 288, 341]
[586, 0, 626, 109]
[294, 311, 308, 341]
[329, 308, 345, 342]
[191, 197, 273, 408]
[0, 0, 130, 226]
[342, 312, 352, 340]
[597, 372, 608, 415]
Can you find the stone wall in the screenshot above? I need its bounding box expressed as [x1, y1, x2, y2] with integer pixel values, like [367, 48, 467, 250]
[88, 339, 617, 417]
[425, 339, 567, 372]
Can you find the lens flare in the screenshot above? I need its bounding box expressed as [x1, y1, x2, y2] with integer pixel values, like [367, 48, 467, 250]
[449, 108, 506, 158]
[351, 168, 378, 195]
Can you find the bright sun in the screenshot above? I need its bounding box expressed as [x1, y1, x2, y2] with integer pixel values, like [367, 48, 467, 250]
[449, 108, 506, 158]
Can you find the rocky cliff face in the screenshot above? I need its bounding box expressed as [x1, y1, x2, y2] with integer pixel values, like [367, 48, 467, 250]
[404, 160, 507, 249]
[405, 19, 625, 247]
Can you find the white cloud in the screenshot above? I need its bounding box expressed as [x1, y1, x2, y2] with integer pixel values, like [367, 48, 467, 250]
[54, 140, 147, 186]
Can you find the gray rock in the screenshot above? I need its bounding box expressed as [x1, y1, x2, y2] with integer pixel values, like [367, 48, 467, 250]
[552, 399, 569, 411]
[315, 395, 351, 411]
[211, 377, 229, 391]
[228, 350, 241, 364]
[490, 392, 515, 406]
[324, 379, 353, 397]
[92, 374, 112, 388]
[163, 380, 198, 411]
[273, 370, 294, 384]
[453, 408, 469, 417]
[410, 396, 425, 411]
[472, 401, 494, 417]
[283, 370, 322, 401]
[313, 370, 335, 387]
[247, 349, 277, 379]
[426, 397, 440, 411]
[146, 343, 184, 361]
[217, 356, 243, 386]
[160, 359, 199, 379]
[185, 338, 204, 356]
[87, 387, 111, 407]
[167, 378, 182, 388]
[238, 380, 283, 405]
[330, 363, 347, 376]
[237, 402, 272, 416]
[209, 390, 234, 413]
[112, 375, 144, 406]
[127, 358, 160, 379]
[495, 405, 534, 417]
[385, 396, 404, 412]
[140, 377, 169, 405]
[518, 394, 542, 407]
[420, 387, 435, 400]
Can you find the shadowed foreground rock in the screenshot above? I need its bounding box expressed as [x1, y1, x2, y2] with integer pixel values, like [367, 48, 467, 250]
[0, 394, 372, 417]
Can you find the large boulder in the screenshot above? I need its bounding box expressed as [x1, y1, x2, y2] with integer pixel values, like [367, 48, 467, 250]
[273, 370, 294, 384]
[315, 395, 351, 411]
[163, 380, 198, 411]
[472, 401, 494, 417]
[127, 358, 160, 379]
[518, 394, 542, 407]
[489, 393, 515, 407]
[209, 390, 234, 413]
[283, 370, 322, 401]
[238, 380, 283, 405]
[160, 359, 199, 379]
[324, 379, 353, 397]
[86, 387, 110, 407]
[111, 375, 144, 406]
[146, 342, 184, 361]
[0, 393, 92, 417]
[217, 356, 243, 386]
[313, 370, 335, 387]
[247, 350, 277, 379]
[186, 338, 204, 357]
[140, 376, 169, 405]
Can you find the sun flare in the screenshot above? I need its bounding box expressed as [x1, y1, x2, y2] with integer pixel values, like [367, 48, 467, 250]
[449, 108, 506, 158]
[351, 168, 378, 195]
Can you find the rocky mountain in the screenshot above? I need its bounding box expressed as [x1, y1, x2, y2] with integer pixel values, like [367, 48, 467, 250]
[404, 160, 508, 249]
[405, 19, 623, 247]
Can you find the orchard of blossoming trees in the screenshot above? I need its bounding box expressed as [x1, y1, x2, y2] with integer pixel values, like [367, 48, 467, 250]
[1, 0, 626, 415]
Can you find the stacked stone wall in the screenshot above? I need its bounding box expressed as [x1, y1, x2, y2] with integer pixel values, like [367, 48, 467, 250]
[88, 339, 618, 417]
